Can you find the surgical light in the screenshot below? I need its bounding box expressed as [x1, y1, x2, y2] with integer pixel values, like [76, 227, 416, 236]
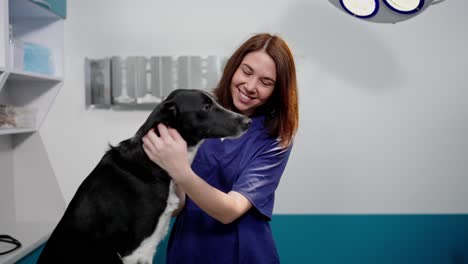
[329, 0, 446, 24]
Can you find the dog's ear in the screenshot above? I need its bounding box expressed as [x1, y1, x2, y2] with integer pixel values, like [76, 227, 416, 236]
[133, 99, 179, 140]
[159, 100, 178, 121]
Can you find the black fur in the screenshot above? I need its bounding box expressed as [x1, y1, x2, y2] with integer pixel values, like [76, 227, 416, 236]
[37, 89, 251, 263]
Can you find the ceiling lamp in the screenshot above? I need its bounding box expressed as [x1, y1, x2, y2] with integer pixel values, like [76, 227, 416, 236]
[340, 0, 379, 18]
[330, 0, 446, 23]
[383, 0, 425, 14]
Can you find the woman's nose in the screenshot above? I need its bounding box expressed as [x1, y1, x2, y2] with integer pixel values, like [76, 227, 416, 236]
[244, 78, 257, 93]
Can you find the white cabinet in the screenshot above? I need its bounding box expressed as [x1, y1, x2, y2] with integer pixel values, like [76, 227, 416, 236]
[0, 0, 65, 263]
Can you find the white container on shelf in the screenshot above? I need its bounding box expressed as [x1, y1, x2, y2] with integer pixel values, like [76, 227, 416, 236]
[12, 106, 36, 128]
[0, 105, 37, 130]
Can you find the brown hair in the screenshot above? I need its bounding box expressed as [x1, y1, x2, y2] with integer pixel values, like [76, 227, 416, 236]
[213, 33, 299, 148]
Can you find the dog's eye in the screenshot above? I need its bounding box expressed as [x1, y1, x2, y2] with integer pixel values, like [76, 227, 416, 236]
[203, 103, 213, 111]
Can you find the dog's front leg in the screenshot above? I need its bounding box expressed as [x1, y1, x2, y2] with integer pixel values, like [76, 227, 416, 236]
[121, 181, 179, 264]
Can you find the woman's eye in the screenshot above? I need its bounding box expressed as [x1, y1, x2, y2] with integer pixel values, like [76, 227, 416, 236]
[242, 67, 252, 75]
[242, 70, 251, 75]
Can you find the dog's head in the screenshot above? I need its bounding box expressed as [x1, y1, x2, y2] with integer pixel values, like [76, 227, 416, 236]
[136, 89, 251, 147]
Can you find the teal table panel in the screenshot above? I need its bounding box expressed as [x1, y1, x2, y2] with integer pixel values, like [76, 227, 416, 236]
[16, 214, 468, 264]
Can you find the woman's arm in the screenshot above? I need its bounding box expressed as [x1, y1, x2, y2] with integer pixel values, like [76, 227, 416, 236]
[174, 165, 252, 224]
[143, 124, 252, 224]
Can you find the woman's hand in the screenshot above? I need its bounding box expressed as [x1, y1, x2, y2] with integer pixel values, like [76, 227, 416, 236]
[142, 123, 191, 183]
[143, 124, 252, 224]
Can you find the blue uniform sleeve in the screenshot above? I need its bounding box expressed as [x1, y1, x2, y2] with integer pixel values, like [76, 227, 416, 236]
[232, 139, 292, 220]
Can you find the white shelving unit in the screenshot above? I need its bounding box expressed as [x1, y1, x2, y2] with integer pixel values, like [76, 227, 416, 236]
[0, 0, 65, 263]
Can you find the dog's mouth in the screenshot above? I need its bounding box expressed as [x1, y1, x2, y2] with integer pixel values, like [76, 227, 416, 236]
[218, 116, 251, 140]
[240, 117, 252, 131]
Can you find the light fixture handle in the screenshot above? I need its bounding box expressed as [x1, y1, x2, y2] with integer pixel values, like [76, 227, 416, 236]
[431, 0, 446, 6]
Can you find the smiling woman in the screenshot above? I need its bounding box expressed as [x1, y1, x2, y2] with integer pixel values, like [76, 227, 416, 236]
[142, 33, 299, 264]
[230, 50, 276, 117]
[215, 33, 299, 148]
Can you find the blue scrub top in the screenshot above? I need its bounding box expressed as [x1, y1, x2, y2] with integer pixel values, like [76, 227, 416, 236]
[166, 115, 293, 264]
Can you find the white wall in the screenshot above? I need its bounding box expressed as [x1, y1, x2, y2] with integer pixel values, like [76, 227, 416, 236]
[40, 0, 468, 214]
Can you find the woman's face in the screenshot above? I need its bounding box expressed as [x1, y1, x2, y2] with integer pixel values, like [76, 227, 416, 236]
[230, 50, 276, 116]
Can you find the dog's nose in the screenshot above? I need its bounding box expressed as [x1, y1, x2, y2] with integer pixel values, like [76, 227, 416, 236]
[240, 117, 252, 130]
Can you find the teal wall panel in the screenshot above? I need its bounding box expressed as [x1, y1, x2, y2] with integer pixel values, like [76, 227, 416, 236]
[271, 215, 468, 264]
[16, 215, 468, 264]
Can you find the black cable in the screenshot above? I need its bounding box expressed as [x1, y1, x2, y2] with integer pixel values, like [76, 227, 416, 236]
[0, 234, 22, 255]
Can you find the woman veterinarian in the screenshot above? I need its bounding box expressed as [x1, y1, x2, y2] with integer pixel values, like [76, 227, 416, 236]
[143, 33, 299, 263]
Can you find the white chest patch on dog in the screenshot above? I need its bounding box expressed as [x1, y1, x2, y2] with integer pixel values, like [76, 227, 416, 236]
[187, 139, 204, 164]
[121, 141, 203, 264]
[122, 181, 179, 264]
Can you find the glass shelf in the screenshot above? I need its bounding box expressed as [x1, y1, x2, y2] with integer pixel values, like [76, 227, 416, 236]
[0, 127, 36, 136]
[9, 69, 62, 82]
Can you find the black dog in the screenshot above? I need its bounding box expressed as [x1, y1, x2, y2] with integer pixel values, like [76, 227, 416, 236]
[37, 89, 251, 264]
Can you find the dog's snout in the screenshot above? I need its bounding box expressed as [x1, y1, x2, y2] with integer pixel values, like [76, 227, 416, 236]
[240, 117, 252, 130]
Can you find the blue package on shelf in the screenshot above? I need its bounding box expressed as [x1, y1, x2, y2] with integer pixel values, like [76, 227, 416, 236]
[23, 42, 54, 75]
